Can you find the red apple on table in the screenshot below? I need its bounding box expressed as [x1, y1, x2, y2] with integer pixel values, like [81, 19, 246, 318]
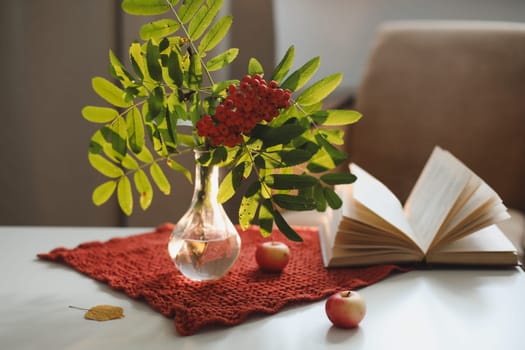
[325, 290, 366, 328]
[255, 241, 290, 272]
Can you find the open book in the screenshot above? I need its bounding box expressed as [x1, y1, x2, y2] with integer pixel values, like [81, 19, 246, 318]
[319, 146, 519, 267]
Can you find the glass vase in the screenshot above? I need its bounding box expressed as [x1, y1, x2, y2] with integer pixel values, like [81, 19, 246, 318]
[168, 151, 241, 281]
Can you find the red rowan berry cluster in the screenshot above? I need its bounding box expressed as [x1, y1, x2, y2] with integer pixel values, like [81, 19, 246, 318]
[196, 74, 292, 147]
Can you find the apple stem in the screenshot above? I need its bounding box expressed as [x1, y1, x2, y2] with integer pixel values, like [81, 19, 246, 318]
[341, 291, 352, 297]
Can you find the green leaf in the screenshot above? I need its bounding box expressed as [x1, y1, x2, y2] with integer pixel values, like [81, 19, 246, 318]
[272, 194, 317, 211]
[198, 15, 232, 53]
[129, 42, 145, 80]
[121, 154, 139, 170]
[165, 106, 178, 145]
[324, 187, 343, 209]
[82, 106, 119, 123]
[91, 128, 123, 163]
[123, 86, 140, 102]
[206, 48, 239, 72]
[133, 169, 153, 210]
[296, 73, 343, 106]
[271, 45, 295, 83]
[279, 149, 314, 167]
[177, 133, 196, 147]
[320, 173, 357, 185]
[248, 58, 264, 76]
[314, 184, 327, 211]
[135, 147, 154, 163]
[254, 154, 266, 169]
[159, 34, 170, 51]
[258, 199, 274, 237]
[242, 159, 253, 179]
[109, 50, 134, 85]
[209, 147, 227, 165]
[310, 110, 362, 126]
[315, 133, 347, 166]
[307, 148, 334, 173]
[245, 181, 260, 197]
[92, 77, 131, 108]
[188, 91, 201, 125]
[121, 0, 177, 15]
[273, 209, 303, 242]
[239, 189, 260, 230]
[179, 0, 204, 23]
[298, 183, 314, 199]
[251, 124, 307, 148]
[297, 139, 321, 156]
[188, 0, 224, 40]
[280, 57, 320, 92]
[319, 128, 344, 145]
[299, 101, 323, 114]
[88, 131, 104, 155]
[188, 53, 202, 89]
[218, 169, 235, 203]
[212, 79, 239, 96]
[266, 174, 318, 190]
[146, 40, 162, 81]
[92, 181, 117, 206]
[167, 51, 184, 86]
[147, 86, 165, 120]
[231, 161, 245, 186]
[167, 157, 192, 183]
[110, 117, 127, 157]
[149, 163, 171, 194]
[88, 153, 124, 178]
[255, 152, 281, 169]
[217, 162, 244, 203]
[197, 150, 212, 165]
[140, 19, 179, 41]
[126, 107, 144, 154]
[117, 176, 133, 216]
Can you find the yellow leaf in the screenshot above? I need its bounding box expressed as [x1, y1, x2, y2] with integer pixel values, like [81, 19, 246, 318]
[84, 305, 124, 321]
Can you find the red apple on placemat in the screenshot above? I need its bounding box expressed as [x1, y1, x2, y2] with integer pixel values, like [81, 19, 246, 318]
[255, 241, 290, 272]
[325, 291, 366, 328]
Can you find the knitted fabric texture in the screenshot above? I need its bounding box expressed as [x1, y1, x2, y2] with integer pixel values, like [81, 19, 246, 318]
[38, 225, 406, 336]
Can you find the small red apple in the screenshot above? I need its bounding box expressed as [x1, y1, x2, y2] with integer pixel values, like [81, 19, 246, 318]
[255, 241, 290, 272]
[325, 290, 366, 328]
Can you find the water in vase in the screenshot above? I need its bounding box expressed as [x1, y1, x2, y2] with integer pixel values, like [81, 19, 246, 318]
[168, 233, 240, 281]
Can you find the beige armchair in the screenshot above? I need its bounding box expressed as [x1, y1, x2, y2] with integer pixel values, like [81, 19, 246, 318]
[287, 20, 525, 258]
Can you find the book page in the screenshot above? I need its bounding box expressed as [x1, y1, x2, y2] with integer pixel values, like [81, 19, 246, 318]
[319, 216, 422, 267]
[336, 219, 423, 252]
[348, 163, 421, 249]
[317, 206, 422, 267]
[439, 202, 510, 245]
[434, 177, 510, 246]
[426, 225, 518, 266]
[404, 147, 471, 252]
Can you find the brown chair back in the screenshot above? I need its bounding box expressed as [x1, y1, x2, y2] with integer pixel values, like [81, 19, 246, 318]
[349, 20, 525, 211]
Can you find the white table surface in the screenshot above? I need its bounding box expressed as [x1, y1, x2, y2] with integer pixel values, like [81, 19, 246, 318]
[1, 226, 524, 350]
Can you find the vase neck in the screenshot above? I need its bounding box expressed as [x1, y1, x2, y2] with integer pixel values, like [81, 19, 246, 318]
[192, 152, 219, 205]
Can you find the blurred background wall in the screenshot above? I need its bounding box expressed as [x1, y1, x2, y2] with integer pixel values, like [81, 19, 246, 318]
[274, 0, 525, 89]
[0, 0, 523, 227]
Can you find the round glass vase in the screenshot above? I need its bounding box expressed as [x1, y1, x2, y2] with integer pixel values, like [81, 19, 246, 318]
[168, 151, 241, 281]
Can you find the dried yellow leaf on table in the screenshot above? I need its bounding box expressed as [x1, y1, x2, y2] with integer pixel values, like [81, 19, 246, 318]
[84, 305, 124, 321]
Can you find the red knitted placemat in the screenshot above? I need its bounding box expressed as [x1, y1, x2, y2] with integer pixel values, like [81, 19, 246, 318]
[38, 224, 407, 335]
